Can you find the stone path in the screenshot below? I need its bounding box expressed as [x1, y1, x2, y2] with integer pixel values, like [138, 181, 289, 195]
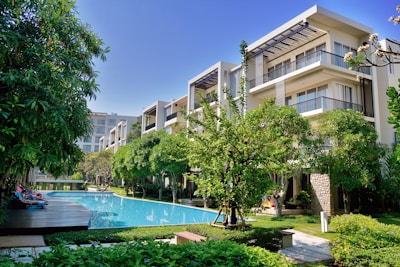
[279, 229, 333, 264]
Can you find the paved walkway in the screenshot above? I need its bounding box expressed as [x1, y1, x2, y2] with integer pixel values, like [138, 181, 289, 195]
[0, 230, 333, 265]
[279, 229, 333, 264]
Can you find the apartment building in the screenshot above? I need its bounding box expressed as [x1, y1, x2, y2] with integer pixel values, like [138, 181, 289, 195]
[141, 5, 396, 215]
[164, 95, 188, 134]
[142, 100, 170, 135]
[76, 112, 138, 153]
[99, 117, 138, 153]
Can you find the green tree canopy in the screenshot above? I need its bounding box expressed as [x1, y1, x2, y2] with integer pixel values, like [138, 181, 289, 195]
[150, 132, 189, 203]
[0, 0, 108, 197]
[79, 150, 113, 185]
[116, 131, 165, 198]
[316, 109, 383, 213]
[186, 97, 311, 224]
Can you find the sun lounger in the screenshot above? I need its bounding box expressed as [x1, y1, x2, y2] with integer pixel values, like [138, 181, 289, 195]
[14, 191, 47, 208]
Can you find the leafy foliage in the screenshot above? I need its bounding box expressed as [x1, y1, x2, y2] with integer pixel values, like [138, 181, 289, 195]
[0, 0, 108, 197]
[78, 150, 113, 183]
[10, 239, 294, 267]
[112, 131, 166, 198]
[330, 214, 400, 266]
[150, 132, 189, 203]
[316, 109, 384, 213]
[186, 97, 311, 221]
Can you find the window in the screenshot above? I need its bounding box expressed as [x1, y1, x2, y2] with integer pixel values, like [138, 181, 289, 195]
[296, 85, 328, 113]
[94, 145, 99, 152]
[83, 136, 92, 143]
[275, 62, 282, 78]
[336, 83, 354, 110]
[95, 127, 105, 134]
[305, 48, 315, 65]
[334, 42, 357, 68]
[283, 59, 291, 75]
[95, 137, 101, 143]
[83, 145, 92, 152]
[296, 43, 326, 70]
[285, 96, 292, 106]
[108, 119, 116, 126]
[337, 84, 352, 103]
[296, 53, 306, 69]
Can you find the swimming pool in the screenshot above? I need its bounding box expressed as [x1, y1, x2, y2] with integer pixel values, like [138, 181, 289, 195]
[47, 192, 219, 229]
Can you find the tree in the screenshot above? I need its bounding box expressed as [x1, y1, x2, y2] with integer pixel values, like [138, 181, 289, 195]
[150, 132, 189, 203]
[342, 5, 400, 211]
[316, 109, 383, 213]
[185, 41, 312, 225]
[119, 131, 164, 198]
[0, 0, 108, 200]
[79, 150, 113, 186]
[127, 115, 142, 143]
[112, 145, 131, 194]
[187, 96, 311, 224]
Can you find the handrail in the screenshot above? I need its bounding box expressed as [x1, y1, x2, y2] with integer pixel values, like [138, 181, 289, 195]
[290, 96, 364, 114]
[248, 50, 371, 88]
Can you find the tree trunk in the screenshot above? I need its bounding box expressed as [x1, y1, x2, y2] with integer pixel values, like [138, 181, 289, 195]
[231, 205, 237, 225]
[274, 195, 282, 217]
[342, 187, 351, 214]
[158, 187, 162, 201]
[141, 185, 146, 199]
[171, 176, 177, 204]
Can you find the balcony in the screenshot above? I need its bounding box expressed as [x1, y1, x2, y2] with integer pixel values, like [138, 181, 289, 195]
[248, 51, 371, 89]
[166, 112, 178, 121]
[145, 122, 156, 131]
[291, 96, 364, 115]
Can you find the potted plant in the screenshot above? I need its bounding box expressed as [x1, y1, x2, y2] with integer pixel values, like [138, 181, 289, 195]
[297, 190, 311, 209]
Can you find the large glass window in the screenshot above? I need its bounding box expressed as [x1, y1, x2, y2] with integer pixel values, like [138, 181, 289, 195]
[285, 96, 292, 106]
[108, 119, 116, 126]
[334, 42, 356, 68]
[97, 119, 105, 125]
[296, 53, 306, 69]
[297, 85, 328, 113]
[337, 84, 352, 103]
[95, 127, 105, 134]
[83, 136, 92, 143]
[283, 59, 291, 75]
[83, 145, 92, 152]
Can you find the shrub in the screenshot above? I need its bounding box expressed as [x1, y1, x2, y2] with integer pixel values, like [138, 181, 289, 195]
[1, 240, 294, 267]
[186, 224, 283, 251]
[330, 214, 380, 234]
[330, 214, 400, 266]
[46, 224, 285, 251]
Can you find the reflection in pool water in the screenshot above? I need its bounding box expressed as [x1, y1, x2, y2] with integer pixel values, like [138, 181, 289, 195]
[47, 192, 219, 229]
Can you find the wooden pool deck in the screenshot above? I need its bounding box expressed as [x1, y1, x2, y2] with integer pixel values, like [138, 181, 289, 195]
[0, 193, 90, 235]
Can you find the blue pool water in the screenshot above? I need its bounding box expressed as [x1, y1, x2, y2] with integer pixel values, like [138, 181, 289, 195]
[47, 192, 219, 229]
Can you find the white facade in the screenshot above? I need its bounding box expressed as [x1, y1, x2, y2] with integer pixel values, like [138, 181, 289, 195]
[140, 5, 396, 148]
[142, 100, 169, 135]
[76, 112, 138, 153]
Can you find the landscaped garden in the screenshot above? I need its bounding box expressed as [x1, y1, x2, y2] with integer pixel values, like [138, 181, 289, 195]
[1, 211, 400, 266]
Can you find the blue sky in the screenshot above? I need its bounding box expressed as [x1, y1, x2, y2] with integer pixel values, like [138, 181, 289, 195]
[76, 0, 399, 117]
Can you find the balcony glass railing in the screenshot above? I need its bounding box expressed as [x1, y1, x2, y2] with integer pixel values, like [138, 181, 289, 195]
[166, 112, 178, 121]
[145, 122, 156, 131]
[248, 50, 371, 88]
[291, 96, 364, 114]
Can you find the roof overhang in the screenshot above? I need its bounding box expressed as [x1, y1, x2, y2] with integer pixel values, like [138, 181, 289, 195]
[248, 22, 326, 61]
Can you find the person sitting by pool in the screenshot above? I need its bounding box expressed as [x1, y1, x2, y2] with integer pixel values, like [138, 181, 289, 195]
[24, 188, 45, 201]
[15, 190, 48, 208]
